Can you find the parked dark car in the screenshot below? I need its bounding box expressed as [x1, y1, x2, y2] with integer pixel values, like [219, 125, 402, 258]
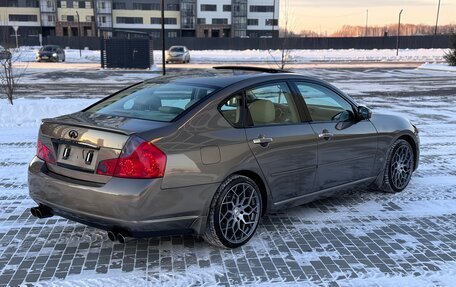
[28, 67, 419, 248]
[36, 45, 65, 62]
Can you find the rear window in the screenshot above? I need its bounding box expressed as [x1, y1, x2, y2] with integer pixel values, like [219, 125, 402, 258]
[41, 46, 57, 52]
[86, 82, 216, 122]
[170, 47, 185, 52]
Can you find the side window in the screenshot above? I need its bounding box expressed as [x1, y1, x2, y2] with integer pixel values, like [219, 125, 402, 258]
[295, 82, 354, 122]
[220, 93, 243, 127]
[246, 83, 300, 126]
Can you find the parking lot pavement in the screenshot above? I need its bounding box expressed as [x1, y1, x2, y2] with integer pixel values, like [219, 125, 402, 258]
[0, 68, 455, 286]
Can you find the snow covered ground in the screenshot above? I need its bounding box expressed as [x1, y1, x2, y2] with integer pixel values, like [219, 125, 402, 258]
[418, 63, 456, 72]
[11, 46, 449, 64]
[0, 67, 455, 286]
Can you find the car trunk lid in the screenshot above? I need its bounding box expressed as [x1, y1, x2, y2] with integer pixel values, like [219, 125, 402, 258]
[39, 112, 169, 183]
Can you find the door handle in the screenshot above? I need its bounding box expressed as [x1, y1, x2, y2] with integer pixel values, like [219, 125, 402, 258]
[253, 136, 273, 146]
[318, 130, 334, 140]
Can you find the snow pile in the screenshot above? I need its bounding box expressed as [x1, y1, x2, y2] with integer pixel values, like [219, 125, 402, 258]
[165, 49, 449, 63]
[9, 47, 449, 64]
[418, 62, 456, 72]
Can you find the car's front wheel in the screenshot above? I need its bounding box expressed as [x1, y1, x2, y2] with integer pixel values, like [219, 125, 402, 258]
[378, 139, 415, 193]
[203, 175, 262, 248]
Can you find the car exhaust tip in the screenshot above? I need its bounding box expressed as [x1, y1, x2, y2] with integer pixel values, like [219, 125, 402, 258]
[107, 231, 117, 242]
[30, 205, 53, 219]
[117, 233, 126, 244]
[117, 233, 135, 244]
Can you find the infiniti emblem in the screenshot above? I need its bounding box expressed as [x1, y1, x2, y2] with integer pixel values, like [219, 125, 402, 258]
[68, 130, 78, 139]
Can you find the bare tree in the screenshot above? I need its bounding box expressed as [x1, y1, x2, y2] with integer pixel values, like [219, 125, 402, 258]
[269, 0, 293, 70]
[0, 48, 27, 105]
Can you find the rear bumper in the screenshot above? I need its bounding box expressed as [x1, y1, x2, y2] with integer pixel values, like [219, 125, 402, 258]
[36, 56, 57, 62]
[28, 157, 218, 236]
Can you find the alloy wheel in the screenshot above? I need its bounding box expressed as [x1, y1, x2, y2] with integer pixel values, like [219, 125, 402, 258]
[218, 183, 261, 244]
[390, 144, 413, 190]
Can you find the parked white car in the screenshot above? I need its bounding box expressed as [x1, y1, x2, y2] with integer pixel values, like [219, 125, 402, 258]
[165, 46, 190, 64]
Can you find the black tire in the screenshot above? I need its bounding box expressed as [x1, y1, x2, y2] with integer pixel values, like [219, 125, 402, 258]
[203, 175, 262, 249]
[377, 139, 415, 193]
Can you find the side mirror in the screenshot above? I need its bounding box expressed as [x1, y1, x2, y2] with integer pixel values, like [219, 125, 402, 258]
[357, 106, 372, 120]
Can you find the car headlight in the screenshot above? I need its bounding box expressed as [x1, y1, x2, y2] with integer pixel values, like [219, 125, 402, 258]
[52, 53, 57, 57]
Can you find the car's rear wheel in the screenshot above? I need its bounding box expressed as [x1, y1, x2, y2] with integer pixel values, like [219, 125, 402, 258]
[378, 139, 414, 193]
[203, 175, 262, 248]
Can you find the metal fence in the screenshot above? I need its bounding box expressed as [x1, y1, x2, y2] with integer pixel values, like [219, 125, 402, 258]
[163, 35, 452, 50]
[1, 34, 453, 51]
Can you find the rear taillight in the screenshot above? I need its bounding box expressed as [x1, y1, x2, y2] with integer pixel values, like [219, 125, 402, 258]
[96, 136, 166, 179]
[36, 138, 56, 164]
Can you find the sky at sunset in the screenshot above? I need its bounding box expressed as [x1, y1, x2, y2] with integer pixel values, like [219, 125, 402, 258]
[280, 0, 456, 34]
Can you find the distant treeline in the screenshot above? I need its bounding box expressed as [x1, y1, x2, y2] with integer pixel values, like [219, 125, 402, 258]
[295, 24, 456, 37]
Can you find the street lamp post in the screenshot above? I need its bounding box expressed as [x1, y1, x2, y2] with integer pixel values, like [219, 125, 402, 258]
[12, 25, 19, 49]
[434, 0, 441, 35]
[76, 11, 82, 58]
[272, 0, 276, 37]
[161, 0, 166, 75]
[396, 9, 403, 56]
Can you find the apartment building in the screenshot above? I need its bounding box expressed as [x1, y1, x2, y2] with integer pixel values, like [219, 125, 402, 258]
[0, 0, 279, 39]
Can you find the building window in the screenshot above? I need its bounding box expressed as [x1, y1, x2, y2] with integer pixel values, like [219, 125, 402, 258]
[223, 5, 231, 12]
[166, 4, 179, 11]
[133, 3, 160, 10]
[197, 18, 206, 24]
[249, 5, 274, 13]
[150, 31, 160, 38]
[47, 15, 55, 21]
[9, 14, 38, 22]
[26, 0, 39, 7]
[168, 31, 177, 38]
[116, 17, 143, 24]
[98, 16, 106, 23]
[99, 1, 105, 9]
[76, 1, 85, 8]
[57, 0, 66, 8]
[247, 19, 258, 26]
[7, 0, 18, 7]
[112, 2, 126, 9]
[265, 19, 278, 26]
[46, 0, 54, 8]
[200, 4, 216, 11]
[151, 18, 177, 25]
[86, 16, 94, 22]
[212, 18, 228, 25]
[64, 15, 75, 21]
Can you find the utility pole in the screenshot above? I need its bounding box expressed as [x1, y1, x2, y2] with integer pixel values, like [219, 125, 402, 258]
[76, 11, 81, 58]
[365, 9, 368, 37]
[161, 0, 166, 75]
[396, 9, 403, 56]
[434, 0, 441, 35]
